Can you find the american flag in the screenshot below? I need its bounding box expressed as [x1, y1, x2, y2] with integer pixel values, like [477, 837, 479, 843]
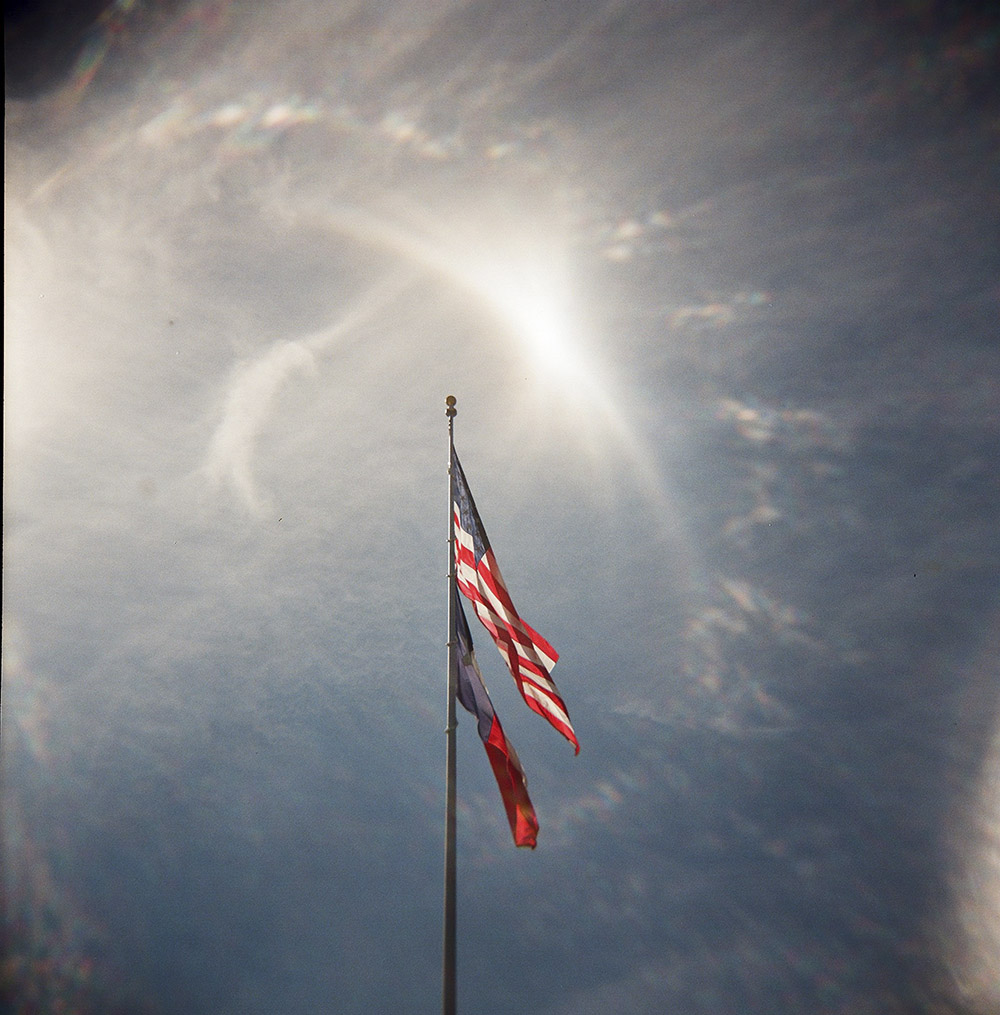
[455, 590, 539, 848]
[451, 449, 579, 753]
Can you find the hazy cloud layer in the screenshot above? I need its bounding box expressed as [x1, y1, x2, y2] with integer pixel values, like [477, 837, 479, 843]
[5, 2, 999, 1013]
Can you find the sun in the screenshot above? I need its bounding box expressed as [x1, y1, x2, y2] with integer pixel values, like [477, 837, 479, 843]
[455, 237, 595, 395]
[320, 203, 605, 406]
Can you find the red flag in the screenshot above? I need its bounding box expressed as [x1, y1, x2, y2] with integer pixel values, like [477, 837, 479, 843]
[452, 450, 579, 753]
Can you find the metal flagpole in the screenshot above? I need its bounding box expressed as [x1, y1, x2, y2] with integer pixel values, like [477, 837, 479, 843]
[443, 394, 458, 1015]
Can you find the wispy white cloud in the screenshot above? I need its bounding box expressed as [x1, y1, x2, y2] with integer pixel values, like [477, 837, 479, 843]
[204, 339, 318, 512]
[202, 278, 414, 513]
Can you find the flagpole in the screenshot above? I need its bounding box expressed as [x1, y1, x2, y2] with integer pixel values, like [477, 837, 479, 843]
[443, 394, 458, 1015]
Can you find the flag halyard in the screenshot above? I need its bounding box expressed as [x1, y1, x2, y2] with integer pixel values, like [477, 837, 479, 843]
[451, 450, 579, 754]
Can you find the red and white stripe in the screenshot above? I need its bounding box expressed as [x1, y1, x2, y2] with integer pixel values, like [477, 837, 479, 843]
[455, 505, 579, 753]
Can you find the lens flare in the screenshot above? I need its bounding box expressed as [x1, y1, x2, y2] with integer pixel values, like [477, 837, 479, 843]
[314, 203, 679, 512]
[946, 612, 1000, 1014]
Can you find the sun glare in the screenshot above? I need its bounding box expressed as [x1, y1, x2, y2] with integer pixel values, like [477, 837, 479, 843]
[460, 244, 592, 390]
[321, 204, 607, 406]
[314, 202, 682, 531]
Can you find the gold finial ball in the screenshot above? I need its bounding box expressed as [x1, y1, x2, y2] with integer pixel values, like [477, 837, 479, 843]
[445, 395, 457, 417]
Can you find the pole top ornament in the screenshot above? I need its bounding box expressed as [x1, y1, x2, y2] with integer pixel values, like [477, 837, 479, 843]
[445, 395, 457, 418]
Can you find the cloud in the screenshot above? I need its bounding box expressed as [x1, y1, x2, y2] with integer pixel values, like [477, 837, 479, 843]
[204, 339, 318, 511]
[4, 2, 1000, 1013]
[201, 275, 415, 513]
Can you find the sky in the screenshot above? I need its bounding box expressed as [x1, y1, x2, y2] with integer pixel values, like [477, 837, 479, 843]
[3, 1, 999, 1012]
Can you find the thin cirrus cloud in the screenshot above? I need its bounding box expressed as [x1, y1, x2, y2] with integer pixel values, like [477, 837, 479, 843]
[4, 2, 1000, 1014]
